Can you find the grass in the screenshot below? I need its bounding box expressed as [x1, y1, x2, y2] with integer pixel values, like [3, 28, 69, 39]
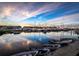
[0, 30, 13, 35]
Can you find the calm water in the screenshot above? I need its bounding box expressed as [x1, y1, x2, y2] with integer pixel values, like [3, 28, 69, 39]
[0, 31, 79, 55]
[0, 31, 78, 44]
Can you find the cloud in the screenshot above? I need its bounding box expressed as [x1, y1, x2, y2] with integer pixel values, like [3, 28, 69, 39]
[28, 3, 61, 18]
[2, 6, 15, 16]
[46, 13, 79, 26]
[0, 2, 79, 26]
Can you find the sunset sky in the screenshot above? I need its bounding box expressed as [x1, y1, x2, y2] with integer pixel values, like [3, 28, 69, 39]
[0, 2, 79, 27]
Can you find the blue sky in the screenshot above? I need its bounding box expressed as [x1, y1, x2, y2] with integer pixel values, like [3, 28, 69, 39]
[23, 3, 79, 22]
[0, 2, 79, 26]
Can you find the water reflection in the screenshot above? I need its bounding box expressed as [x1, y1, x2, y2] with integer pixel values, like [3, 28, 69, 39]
[0, 31, 78, 55]
[20, 32, 49, 44]
[0, 31, 78, 44]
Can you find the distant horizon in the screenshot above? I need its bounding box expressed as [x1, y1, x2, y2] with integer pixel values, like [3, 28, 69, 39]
[0, 23, 79, 27]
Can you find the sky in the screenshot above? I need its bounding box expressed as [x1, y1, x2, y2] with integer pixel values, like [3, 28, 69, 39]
[0, 2, 79, 27]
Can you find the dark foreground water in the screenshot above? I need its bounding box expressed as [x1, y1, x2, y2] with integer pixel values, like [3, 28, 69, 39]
[0, 31, 79, 55]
